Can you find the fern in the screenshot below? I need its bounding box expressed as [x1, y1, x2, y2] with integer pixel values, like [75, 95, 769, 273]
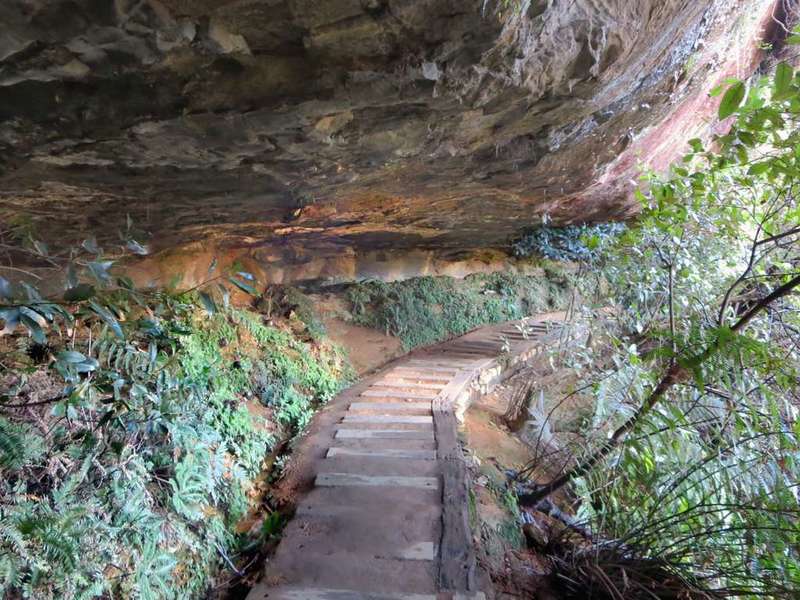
[0, 417, 43, 472]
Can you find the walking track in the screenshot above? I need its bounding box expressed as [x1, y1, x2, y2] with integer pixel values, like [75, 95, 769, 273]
[246, 318, 562, 600]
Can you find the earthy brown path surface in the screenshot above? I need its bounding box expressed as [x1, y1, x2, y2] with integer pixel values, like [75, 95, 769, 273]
[247, 318, 562, 600]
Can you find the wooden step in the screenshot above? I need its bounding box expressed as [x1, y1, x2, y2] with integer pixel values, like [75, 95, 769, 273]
[316, 473, 439, 490]
[348, 401, 432, 413]
[251, 587, 486, 599]
[373, 380, 446, 390]
[335, 429, 434, 440]
[361, 390, 438, 400]
[342, 415, 433, 425]
[326, 447, 436, 460]
[384, 370, 453, 381]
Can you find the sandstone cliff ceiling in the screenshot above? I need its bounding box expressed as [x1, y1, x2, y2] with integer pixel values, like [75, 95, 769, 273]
[0, 0, 786, 280]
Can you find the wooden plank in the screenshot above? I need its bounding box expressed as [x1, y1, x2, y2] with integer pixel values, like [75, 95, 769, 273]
[257, 586, 485, 600]
[373, 380, 446, 390]
[438, 459, 475, 591]
[386, 370, 453, 380]
[342, 415, 433, 424]
[335, 429, 434, 440]
[257, 588, 437, 600]
[406, 358, 473, 365]
[405, 359, 471, 365]
[391, 541, 436, 561]
[326, 447, 436, 460]
[433, 370, 478, 593]
[348, 401, 432, 412]
[354, 396, 436, 405]
[393, 366, 460, 374]
[361, 390, 438, 400]
[316, 473, 439, 490]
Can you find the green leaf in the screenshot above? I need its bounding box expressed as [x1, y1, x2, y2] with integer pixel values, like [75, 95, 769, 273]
[709, 84, 724, 97]
[82, 236, 100, 254]
[116, 276, 134, 290]
[76, 358, 99, 373]
[748, 162, 771, 176]
[64, 284, 96, 302]
[198, 291, 217, 315]
[229, 277, 257, 296]
[125, 240, 149, 255]
[88, 300, 124, 339]
[773, 62, 793, 100]
[718, 81, 745, 119]
[217, 283, 230, 308]
[87, 261, 114, 285]
[20, 313, 45, 343]
[785, 34, 800, 45]
[688, 138, 704, 152]
[57, 351, 87, 363]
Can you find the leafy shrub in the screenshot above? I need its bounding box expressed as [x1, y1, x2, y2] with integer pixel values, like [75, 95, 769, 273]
[512, 221, 626, 261]
[347, 271, 571, 349]
[518, 60, 800, 597]
[0, 250, 348, 598]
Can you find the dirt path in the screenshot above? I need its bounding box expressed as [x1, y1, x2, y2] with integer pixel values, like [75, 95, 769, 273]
[246, 318, 562, 600]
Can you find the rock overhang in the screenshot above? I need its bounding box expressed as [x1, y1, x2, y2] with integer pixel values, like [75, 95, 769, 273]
[0, 0, 787, 284]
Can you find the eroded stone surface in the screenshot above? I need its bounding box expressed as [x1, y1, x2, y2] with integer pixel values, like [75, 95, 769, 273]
[0, 0, 784, 283]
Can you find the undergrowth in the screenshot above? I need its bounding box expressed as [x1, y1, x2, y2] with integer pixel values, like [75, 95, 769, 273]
[347, 270, 571, 349]
[0, 285, 348, 598]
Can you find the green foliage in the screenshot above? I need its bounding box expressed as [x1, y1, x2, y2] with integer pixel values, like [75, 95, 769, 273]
[551, 60, 800, 596]
[0, 250, 347, 598]
[347, 270, 570, 349]
[512, 221, 626, 261]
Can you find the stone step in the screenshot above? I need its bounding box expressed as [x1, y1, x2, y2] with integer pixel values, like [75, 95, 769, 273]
[315, 472, 440, 490]
[335, 429, 434, 440]
[348, 401, 432, 414]
[326, 447, 437, 460]
[361, 390, 438, 400]
[342, 415, 433, 425]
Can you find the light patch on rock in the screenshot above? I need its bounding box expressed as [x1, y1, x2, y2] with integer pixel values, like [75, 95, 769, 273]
[311, 111, 354, 142]
[208, 19, 251, 55]
[422, 61, 440, 81]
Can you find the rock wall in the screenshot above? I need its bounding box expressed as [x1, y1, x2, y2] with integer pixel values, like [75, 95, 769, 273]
[0, 0, 787, 284]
